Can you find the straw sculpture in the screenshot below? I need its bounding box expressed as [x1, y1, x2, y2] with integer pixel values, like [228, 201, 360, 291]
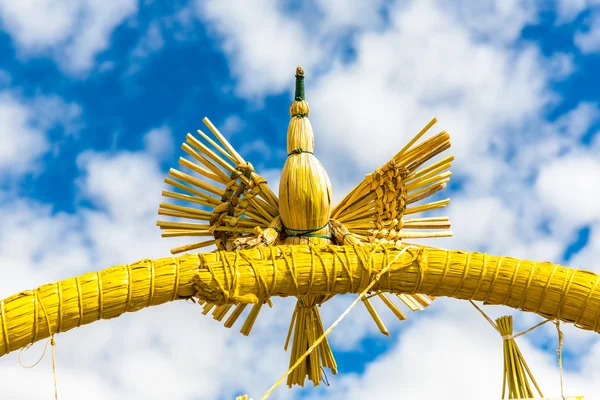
[155, 66, 451, 387]
[0, 67, 595, 398]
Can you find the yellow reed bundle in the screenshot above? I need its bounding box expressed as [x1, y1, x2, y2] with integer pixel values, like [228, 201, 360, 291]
[3, 244, 600, 359]
[277, 66, 336, 386]
[278, 67, 332, 244]
[284, 295, 337, 387]
[157, 117, 279, 253]
[497, 315, 543, 399]
[331, 118, 453, 243]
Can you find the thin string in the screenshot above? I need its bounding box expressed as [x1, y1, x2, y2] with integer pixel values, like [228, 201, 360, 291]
[260, 245, 419, 399]
[75, 276, 83, 327]
[432, 250, 451, 294]
[452, 251, 471, 297]
[518, 261, 536, 310]
[555, 320, 564, 397]
[56, 281, 63, 333]
[97, 272, 104, 320]
[483, 256, 504, 303]
[502, 259, 521, 305]
[148, 259, 156, 306]
[472, 253, 488, 298]
[575, 275, 599, 327]
[126, 263, 133, 312]
[281, 246, 299, 296]
[18, 290, 58, 399]
[535, 264, 558, 314]
[172, 257, 181, 301]
[469, 300, 551, 339]
[412, 247, 426, 293]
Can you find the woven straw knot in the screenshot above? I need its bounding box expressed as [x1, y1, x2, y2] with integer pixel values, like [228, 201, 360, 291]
[252, 175, 267, 186]
[237, 161, 254, 175]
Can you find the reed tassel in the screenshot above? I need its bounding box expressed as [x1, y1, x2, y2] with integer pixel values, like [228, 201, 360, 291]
[498, 316, 544, 399]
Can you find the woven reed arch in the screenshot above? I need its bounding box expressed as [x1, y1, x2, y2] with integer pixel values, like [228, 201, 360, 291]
[0, 67, 595, 399]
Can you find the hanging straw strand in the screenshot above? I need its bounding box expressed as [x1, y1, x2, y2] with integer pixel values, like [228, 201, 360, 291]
[260, 245, 419, 399]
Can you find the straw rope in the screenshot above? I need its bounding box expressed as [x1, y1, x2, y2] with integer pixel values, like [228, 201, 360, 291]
[1, 245, 600, 358]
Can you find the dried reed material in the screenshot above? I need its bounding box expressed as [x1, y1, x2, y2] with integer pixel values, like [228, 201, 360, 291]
[284, 295, 337, 387]
[278, 67, 333, 245]
[497, 316, 543, 399]
[330, 118, 452, 245]
[277, 66, 335, 386]
[157, 116, 280, 252]
[3, 244, 599, 360]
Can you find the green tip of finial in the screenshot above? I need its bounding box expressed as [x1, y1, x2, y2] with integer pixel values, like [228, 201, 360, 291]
[295, 66, 305, 101]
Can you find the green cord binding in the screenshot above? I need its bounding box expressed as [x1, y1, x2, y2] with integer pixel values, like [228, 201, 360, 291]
[295, 67, 305, 101]
[288, 148, 314, 157]
[283, 221, 332, 241]
[342, 233, 355, 243]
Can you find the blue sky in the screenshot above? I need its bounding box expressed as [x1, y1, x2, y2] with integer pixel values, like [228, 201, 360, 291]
[1, 1, 600, 399]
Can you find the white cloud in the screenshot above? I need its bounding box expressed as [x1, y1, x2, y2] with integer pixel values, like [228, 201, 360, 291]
[0, 91, 81, 177]
[438, 0, 538, 44]
[0, 70, 11, 87]
[0, 93, 49, 176]
[127, 21, 165, 75]
[575, 12, 600, 54]
[0, 0, 138, 74]
[239, 139, 272, 161]
[314, 0, 387, 32]
[196, 0, 324, 98]
[76, 151, 163, 222]
[221, 115, 246, 136]
[536, 151, 600, 225]
[143, 126, 174, 161]
[554, 102, 600, 138]
[555, 0, 592, 23]
[548, 52, 576, 80]
[125, 6, 196, 75]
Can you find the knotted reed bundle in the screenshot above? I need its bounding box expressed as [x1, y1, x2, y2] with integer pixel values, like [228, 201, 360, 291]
[497, 315, 543, 399]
